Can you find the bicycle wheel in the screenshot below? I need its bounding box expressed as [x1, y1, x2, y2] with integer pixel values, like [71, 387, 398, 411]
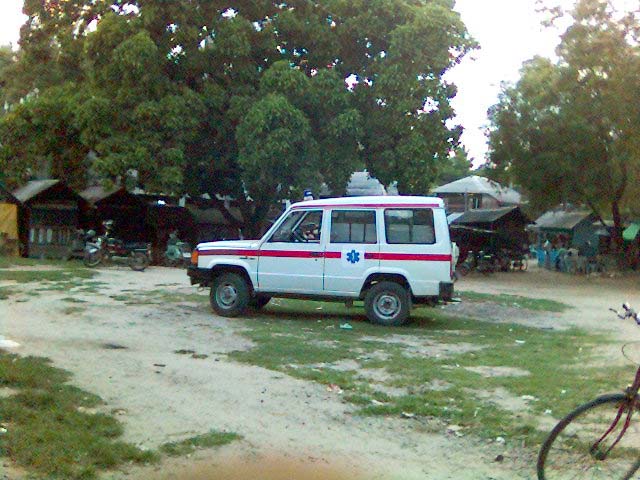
[538, 393, 640, 479]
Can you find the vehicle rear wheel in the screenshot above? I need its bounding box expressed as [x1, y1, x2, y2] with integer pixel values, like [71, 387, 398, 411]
[210, 272, 250, 317]
[129, 251, 149, 271]
[248, 295, 271, 310]
[364, 281, 411, 326]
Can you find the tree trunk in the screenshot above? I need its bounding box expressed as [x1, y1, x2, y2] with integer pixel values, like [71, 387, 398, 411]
[610, 199, 625, 264]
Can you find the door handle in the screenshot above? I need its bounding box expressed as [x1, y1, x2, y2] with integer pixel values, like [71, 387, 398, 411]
[309, 252, 323, 258]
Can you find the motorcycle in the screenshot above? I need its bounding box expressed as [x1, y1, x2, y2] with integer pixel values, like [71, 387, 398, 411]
[83, 221, 151, 271]
[164, 231, 191, 267]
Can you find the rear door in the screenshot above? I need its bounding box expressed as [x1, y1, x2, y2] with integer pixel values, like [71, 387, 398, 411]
[380, 207, 451, 296]
[323, 209, 379, 295]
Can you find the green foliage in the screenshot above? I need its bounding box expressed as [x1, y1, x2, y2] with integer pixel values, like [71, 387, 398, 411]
[434, 147, 472, 185]
[0, 353, 156, 478]
[487, 0, 640, 248]
[230, 298, 625, 446]
[159, 431, 241, 457]
[0, 0, 476, 230]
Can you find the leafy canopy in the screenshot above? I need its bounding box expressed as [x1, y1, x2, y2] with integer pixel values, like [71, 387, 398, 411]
[487, 0, 640, 247]
[1, 0, 476, 232]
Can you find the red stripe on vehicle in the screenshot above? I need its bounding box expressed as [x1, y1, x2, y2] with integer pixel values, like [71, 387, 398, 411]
[199, 249, 451, 262]
[259, 250, 318, 258]
[199, 249, 321, 259]
[291, 203, 441, 209]
[199, 249, 259, 257]
[365, 253, 452, 262]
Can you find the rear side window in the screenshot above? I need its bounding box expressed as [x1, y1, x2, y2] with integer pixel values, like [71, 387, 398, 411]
[384, 209, 435, 244]
[330, 210, 377, 244]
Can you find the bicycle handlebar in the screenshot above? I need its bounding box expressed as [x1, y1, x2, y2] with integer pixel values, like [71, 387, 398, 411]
[611, 303, 639, 324]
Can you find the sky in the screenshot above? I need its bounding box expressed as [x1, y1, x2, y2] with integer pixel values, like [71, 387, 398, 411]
[0, 1, 624, 167]
[448, 0, 563, 166]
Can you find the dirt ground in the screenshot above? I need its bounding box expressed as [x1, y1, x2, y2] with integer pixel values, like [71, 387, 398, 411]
[2, 264, 640, 480]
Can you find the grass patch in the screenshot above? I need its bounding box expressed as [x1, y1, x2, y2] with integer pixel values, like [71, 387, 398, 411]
[229, 299, 624, 448]
[0, 269, 96, 284]
[0, 353, 157, 479]
[62, 306, 86, 315]
[0, 257, 73, 269]
[109, 289, 206, 306]
[159, 431, 241, 457]
[61, 297, 88, 303]
[0, 286, 17, 300]
[457, 290, 571, 312]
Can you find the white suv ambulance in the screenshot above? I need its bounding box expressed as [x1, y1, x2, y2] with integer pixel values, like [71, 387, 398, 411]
[188, 196, 454, 326]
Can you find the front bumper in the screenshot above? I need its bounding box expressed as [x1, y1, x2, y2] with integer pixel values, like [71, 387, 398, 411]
[187, 266, 212, 286]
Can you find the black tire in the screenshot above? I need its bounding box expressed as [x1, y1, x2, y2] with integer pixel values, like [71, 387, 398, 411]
[364, 281, 411, 326]
[537, 393, 640, 479]
[83, 250, 102, 267]
[129, 251, 149, 271]
[210, 272, 250, 317]
[248, 295, 271, 310]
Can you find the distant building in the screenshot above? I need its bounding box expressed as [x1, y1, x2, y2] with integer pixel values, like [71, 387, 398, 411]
[0, 183, 22, 256]
[13, 180, 89, 259]
[319, 171, 388, 198]
[449, 206, 532, 261]
[432, 175, 522, 213]
[531, 209, 602, 251]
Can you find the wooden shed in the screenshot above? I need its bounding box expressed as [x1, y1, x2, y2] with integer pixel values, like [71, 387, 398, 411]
[80, 186, 147, 242]
[449, 206, 531, 261]
[0, 183, 22, 256]
[13, 180, 89, 259]
[532, 210, 601, 251]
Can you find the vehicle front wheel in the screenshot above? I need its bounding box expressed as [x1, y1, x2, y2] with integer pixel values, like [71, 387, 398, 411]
[364, 281, 411, 326]
[210, 272, 250, 317]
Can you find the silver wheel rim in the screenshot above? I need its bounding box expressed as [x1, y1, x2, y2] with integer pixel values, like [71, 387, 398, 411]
[374, 293, 401, 320]
[217, 283, 238, 309]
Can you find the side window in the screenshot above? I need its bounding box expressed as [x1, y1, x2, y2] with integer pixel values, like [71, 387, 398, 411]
[269, 210, 323, 243]
[384, 209, 435, 244]
[330, 210, 377, 244]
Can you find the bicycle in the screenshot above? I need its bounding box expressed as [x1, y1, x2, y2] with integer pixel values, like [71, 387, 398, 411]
[537, 303, 640, 479]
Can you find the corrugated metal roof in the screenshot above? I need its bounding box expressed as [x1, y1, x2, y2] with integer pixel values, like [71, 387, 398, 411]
[451, 206, 520, 225]
[432, 175, 521, 204]
[79, 186, 122, 204]
[13, 180, 60, 203]
[534, 210, 593, 230]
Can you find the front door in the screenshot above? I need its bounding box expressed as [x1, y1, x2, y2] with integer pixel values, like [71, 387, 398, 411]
[257, 209, 325, 294]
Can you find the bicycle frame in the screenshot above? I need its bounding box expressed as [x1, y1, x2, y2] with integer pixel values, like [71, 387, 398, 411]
[591, 365, 640, 459]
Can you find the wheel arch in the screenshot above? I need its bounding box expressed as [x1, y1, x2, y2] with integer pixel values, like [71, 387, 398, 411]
[210, 265, 255, 294]
[360, 273, 411, 299]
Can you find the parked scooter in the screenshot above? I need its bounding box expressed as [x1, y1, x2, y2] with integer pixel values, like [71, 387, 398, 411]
[83, 220, 151, 271]
[164, 230, 191, 267]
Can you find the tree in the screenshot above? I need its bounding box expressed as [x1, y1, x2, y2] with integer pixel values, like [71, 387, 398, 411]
[1, 0, 476, 234]
[433, 147, 472, 186]
[487, 0, 640, 253]
[0, 84, 88, 189]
